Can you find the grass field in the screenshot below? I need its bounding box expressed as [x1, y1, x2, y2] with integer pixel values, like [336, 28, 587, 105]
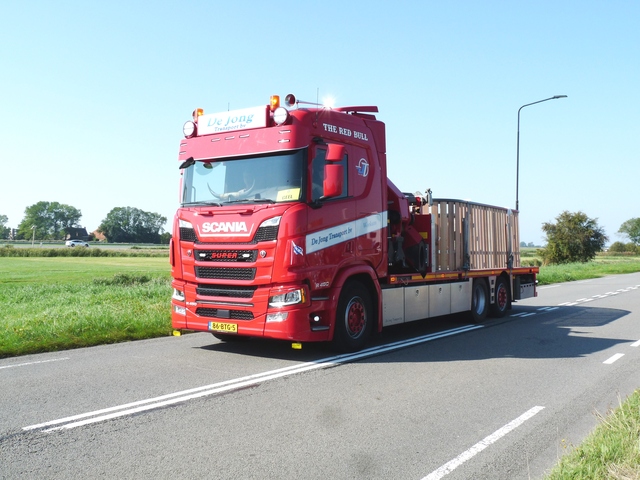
[0, 256, 172, 358]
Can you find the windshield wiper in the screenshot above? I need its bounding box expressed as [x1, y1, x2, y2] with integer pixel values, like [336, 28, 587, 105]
[182, 201, 223, 207]
[225, 199, 276, 205]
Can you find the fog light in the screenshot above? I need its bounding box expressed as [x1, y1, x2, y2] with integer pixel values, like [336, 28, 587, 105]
[266, 312, 288, 323]
[174, 305, 186, 316]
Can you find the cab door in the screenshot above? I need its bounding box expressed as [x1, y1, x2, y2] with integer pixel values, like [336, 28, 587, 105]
[305, 145, 355, 288]
[350, 146, 385, 271]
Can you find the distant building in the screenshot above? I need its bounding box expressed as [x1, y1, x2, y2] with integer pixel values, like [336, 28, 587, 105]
[65, 227, 90, 241]
[92, 230, 107, 242]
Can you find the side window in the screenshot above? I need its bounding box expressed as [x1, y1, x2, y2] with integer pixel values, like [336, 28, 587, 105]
[311, 147, 348, 201]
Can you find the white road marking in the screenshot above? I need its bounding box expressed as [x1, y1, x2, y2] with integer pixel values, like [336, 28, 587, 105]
[0, 357, 70, 370]
[421, 406, 545, 480]
[631, 340, 640, 348]
[603, 353, 625, 365]
[24, 324, 483, 432]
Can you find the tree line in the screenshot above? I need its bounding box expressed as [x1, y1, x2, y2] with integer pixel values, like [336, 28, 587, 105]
[0, 201, 169, 244]
[2, 204, 640, 259]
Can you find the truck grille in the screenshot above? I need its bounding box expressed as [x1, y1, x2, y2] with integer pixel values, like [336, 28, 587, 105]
[195, 250, 256, 262]
[197, 285, 256, 298]
[195, 267, 256, 280]
[196, 308, 254, 320]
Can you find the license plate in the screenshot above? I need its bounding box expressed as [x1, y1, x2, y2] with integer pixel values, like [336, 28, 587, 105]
[208, 321, 238, 333]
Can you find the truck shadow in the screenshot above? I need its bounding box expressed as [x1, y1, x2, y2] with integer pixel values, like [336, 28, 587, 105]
[197, 305, 633, 363]
[375, 305, 633, 363]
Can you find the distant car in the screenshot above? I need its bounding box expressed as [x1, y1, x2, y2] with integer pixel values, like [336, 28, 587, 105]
[65, 239, 89, 247]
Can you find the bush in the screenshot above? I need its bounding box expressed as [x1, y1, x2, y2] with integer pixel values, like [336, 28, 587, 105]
[606, 242, 639, 255]
[0, 246, 167, 258]
[540, 211, 607, 265]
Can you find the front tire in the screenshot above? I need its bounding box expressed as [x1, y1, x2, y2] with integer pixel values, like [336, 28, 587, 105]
[470, 279, 489, 323]
[332, 281, 373, 352]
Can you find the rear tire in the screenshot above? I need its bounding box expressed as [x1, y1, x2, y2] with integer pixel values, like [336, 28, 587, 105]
[470, 279, 489, 323]
[490, 276, 510, 318]
[332, 281, 373, 352]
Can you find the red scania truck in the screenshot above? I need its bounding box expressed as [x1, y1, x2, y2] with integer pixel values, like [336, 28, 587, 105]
[170, 94, 538, 351]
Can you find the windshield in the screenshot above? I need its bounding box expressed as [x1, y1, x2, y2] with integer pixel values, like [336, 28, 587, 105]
[181, 150, 306, 205]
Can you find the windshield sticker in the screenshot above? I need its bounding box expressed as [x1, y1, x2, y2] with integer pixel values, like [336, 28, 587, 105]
[276, 188, 301, 202]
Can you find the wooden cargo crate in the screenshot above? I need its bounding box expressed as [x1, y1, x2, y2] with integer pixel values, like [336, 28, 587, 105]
[428, 199, 520, 271]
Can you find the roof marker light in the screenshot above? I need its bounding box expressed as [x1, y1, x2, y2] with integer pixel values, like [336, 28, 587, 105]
[270, 96, 280, 111]
[192, 108, 204, 121]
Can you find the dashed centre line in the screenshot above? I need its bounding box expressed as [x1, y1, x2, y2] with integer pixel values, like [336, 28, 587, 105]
[603, 353, 625, 365]
[513, 283, 639, 318]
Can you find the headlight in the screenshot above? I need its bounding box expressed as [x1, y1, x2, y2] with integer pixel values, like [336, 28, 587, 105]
[260, 216, 281, 228]
[172, 289, 185, 302]
[268, 287, 307, 308]
[179, 219, 193, 229]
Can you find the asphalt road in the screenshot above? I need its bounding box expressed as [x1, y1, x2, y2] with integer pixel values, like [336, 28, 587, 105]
[1, 272, 639, 479]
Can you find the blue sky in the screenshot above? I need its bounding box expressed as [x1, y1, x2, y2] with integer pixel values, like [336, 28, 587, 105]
[1, 1, 638, 245]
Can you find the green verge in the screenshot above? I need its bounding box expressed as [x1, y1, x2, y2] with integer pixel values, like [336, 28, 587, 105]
[537, 256, 640, 285]
[0, 256, 171, 358]
[545, 389, 640, 479]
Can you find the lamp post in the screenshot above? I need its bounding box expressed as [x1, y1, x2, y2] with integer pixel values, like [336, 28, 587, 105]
[31, 225, 36, 247]
[516, 95, 567, 211]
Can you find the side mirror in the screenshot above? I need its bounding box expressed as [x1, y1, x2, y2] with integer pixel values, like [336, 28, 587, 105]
[325, 143, 346, 162]
[323, 164, 344, 198]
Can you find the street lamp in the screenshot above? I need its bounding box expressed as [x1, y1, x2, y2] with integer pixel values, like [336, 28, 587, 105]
[31, 225, 36, 247]
[516, 95, 567, 211]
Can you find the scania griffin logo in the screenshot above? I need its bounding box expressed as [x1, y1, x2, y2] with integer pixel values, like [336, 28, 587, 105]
[200, 221, 248, 233]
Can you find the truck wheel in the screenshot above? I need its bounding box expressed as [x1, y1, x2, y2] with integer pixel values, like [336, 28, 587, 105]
[332, 281, 372, 352]
[490, 276, 510, 318]
[470, 279, 489, 323]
